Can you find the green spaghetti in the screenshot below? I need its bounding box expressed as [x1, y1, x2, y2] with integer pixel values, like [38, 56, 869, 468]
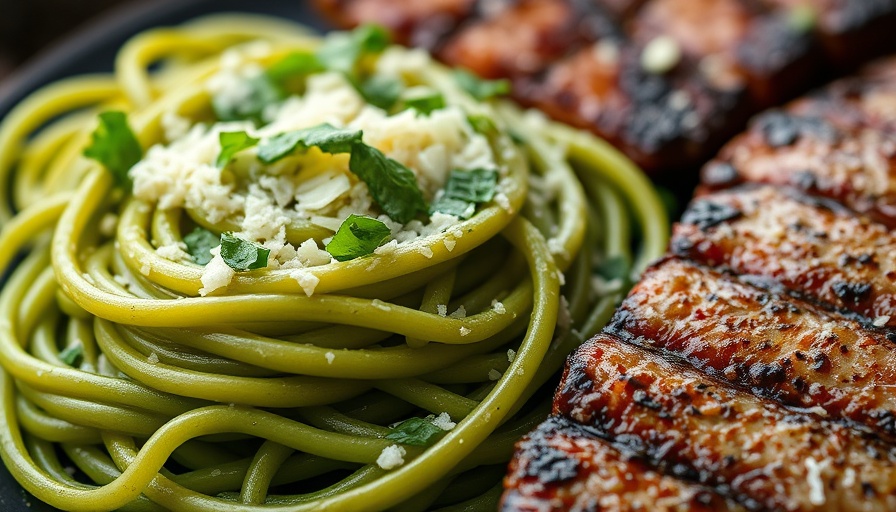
[0, 15, 668, 512]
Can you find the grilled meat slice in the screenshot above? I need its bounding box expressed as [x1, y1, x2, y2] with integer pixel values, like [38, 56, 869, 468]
[312, 0, 474, 48]
[700, 57, 896, 227]
[608, 257, 896, 438]
[502, 415, 745, 512]
[516, 42, 747, 172]
[555, 334, 896, 511]
[437, 0, 619, 80]
[630, 0, 817, 107]
[671, 186, 896, 327]
[760, 0, 896, 69]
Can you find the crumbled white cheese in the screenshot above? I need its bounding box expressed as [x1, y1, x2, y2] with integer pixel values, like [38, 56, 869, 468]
[449, 305, 467, 319]
[492, 300, 506, 314]
[431, 412, 456, 431]
[100, 213, 118, 237]
[371, 299, 392, 312]
[488, 369, 502, 381]
[805, 457, 827, 506]
[459, 326, 471, 337]
[507, 349, 517, 363]
[437, 305, 448, 317]
[156, 242, 188, 262]
[376, 445, 406, 470]
[199, 252, 235, 296]
[161, 111, 191, 141]
[873, 315, 890, 327]
[325, 352, 335, 365]
[147, 352, 159, 364]
[290, 270, 320, 297]
[443, 238, 457, 252]
[641, 35, 681, 74]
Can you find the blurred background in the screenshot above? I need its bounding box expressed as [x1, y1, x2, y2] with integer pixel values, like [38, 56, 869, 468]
[0, 0, 143, 81]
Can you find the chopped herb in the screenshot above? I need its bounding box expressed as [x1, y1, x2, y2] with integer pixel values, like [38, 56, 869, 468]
[316, 24, 390, 74]
[404, 92, 445, 116]
[216, 131, 259, 168]
[349, 143, 427, 223]
[257, 124, 362, 163]
[453, 69, 510, 100]
[596, 255, 630, 282]
[183, 227, 219, 265]
[358, 75, 403, 110]
[212, 74, 283, 124]
[220, 233, 270, 271]
[266, 51, 323, 85]
[385, 417, 447, 446]
[430, 168, 498, 219]
[442, 168, 498, 203]
[83, 111, 143, 187]
[787, 4, 816, 33]
[429, 196, 476, 219]
[325, 214, 391, 261]
[59, 345, 83, 366]
[466, 114, 499, 138]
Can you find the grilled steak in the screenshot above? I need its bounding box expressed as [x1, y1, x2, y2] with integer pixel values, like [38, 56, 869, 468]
[313, 0, 896, 173]
[503, 415, 745, 512]
[671, 186, 896, 326]
[552, 335, 896, 511]
[609, 256, 896, 439]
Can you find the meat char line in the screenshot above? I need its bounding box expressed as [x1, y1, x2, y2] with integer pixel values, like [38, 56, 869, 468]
[501, 54, 896, 512]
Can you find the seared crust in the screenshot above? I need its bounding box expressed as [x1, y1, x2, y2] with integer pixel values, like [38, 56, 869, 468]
[701, 57, 896, 226]
[555, 335, 896, 512]
[502, 415, 744, 512]
[672, 186, 896, 326]
[609, 257, 896, 439]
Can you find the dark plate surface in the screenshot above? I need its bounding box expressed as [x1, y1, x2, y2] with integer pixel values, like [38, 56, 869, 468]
[0, 1, 327, 510]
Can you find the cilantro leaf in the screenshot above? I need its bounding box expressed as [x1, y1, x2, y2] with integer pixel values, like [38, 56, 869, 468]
[266, 51, 323, 85]
[257, 124, 362, 163]
[220, 233, 270, 271]
[442, 168, 498, 203]
[466, 114, 499, 138]
[453, 69, 511, 100]
[316, 24, 390, 74]
[404, 93, 445, 116]
[430, 168, 498, 219]
[59, 345, 83, 366]
[83, 111, 143, 187]
[183, 227, 219, 265]
[385, 417, 446, 446]
[326, 215, 391, 262]
[212, 74, 283, 124]
[349, 143, 427, 223]
[359, 75, 403, 110]
[596, 255, 630, 282]
[216, 131, 259, 168]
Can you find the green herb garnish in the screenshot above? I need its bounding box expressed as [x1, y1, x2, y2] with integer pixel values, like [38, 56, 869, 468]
[220, 233, 270, 271]
[83, 111, 143, 187]
[466, 114, 499, 138]
[453, 69, 511, 101]
[216, 131, 259, 168]
[59, 345, 83, 366]
[183, 227, 219, 265]
[257, 124, 362, 163]
[404, 92, 445, 116]
[325, 214, 391, 262]
[266, 51, 324, 85]
[430, 168, 498, 219]
[316, 24, 390, 74]
[385, 417, 447, 446]
[359, 75, 403, 110]
[349, 143, 428, 223]
[596, 255, 630, 282]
